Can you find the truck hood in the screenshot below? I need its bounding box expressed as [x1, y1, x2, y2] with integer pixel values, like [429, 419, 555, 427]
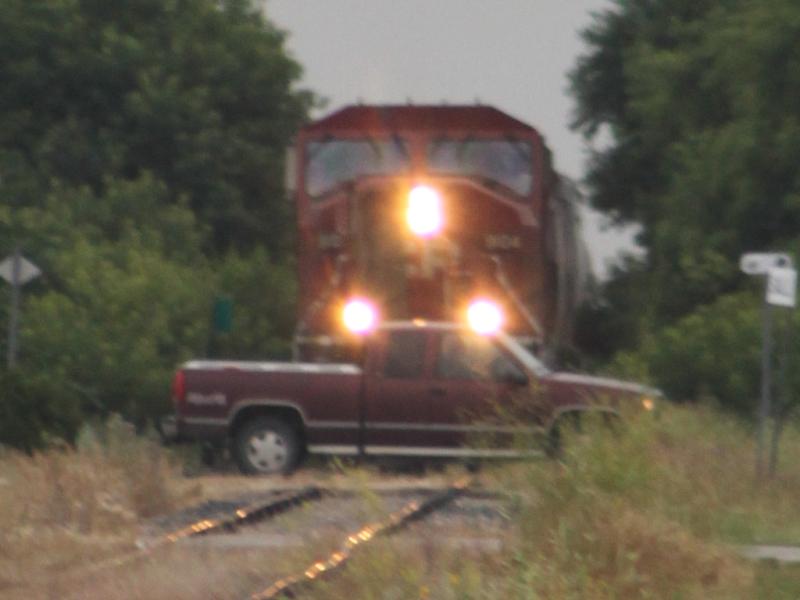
[538, 371, 662, 411]
[544, 372, 658, 397]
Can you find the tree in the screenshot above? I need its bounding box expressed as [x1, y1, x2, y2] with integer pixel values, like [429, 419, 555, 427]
[7, 177, 213, 426]
[0, 0, 313, 254]
[570, 0, 800, 412]
[211, 248, 297, 360]
[0, 1, 313, 448]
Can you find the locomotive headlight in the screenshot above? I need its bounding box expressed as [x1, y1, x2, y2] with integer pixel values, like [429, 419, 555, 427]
[467, 300, 504, 335]
[406, 185, 443, 237]
[343, 298, 377, 333]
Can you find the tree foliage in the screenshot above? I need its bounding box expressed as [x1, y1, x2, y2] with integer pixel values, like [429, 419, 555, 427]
[0, 1, 312, 448]
[571, 0, 800, 412]
[0, 0, 312, 252]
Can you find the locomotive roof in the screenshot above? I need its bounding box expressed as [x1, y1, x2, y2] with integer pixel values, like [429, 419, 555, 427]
[302, 104, 537, 134]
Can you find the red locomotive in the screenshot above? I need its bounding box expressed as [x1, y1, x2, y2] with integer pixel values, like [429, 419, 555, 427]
[287, 104, 591, 361]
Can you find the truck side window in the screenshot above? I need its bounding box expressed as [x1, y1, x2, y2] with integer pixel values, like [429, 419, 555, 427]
[436, 332, 524, 382]
[382, 330, 427, 379]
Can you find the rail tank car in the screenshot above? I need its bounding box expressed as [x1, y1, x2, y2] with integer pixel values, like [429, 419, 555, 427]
[287, 104, 591, 362]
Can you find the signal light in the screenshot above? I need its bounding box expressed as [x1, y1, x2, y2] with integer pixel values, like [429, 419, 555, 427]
[406, 185, 443, 237]
[467, 300, 503, 335]
[343, 299, 377, 333]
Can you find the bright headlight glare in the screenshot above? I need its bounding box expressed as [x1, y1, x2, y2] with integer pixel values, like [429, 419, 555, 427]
[406, 185, 443, 237]
[467, 300, 503, 334]
[641, 397, 655, 411]
[343, 299, 377, 333]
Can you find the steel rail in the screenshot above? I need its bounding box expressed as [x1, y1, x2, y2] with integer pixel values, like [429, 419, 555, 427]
[66, 486, 324, 579]
[249, 477, 471, 600]
[152, 486, 323, 547]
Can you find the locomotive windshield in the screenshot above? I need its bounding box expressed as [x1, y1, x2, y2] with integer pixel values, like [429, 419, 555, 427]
[305, 138, 410, 197]
[426, 138, 534, 196]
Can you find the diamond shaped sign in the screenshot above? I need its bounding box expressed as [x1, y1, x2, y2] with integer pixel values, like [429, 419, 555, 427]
[0, 254, 41, 285]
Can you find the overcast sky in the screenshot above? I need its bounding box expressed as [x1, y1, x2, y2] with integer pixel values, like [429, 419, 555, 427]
[265, 0, 638, 277]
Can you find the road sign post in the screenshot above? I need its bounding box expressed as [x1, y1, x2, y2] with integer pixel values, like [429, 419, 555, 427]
[6, 247, 20, 368]
[0, 247, 41, 368]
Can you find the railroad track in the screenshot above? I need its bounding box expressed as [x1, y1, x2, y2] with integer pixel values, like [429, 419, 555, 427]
[249, 478, 472, 599]
[62, 477, 511, 599]
[66, 486, 325, 579]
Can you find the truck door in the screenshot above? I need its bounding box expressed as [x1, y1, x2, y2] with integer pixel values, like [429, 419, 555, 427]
[362, 328, 436, 452]
[429, 330, 530, 450]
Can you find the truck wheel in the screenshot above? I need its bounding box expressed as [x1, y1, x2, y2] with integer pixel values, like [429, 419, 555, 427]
[233, 417, 300, 475]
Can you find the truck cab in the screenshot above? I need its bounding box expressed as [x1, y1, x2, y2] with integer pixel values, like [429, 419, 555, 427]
[358, 322, 550, 456]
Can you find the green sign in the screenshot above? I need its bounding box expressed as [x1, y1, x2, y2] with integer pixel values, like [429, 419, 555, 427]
[212, 297, 233, 333]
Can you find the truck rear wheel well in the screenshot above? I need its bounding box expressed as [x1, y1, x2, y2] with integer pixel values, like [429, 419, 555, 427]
[230, 405, 306, 446]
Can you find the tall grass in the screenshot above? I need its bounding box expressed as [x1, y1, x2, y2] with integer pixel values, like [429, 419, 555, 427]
[306, 405, 800, 599]
[538, 405, 800, 544]
[0, 416, 196, 593]
[3, 405, 800, 599]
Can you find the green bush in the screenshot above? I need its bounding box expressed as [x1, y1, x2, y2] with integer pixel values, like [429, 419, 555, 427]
[607, 290, 800, 419]
[0, 368, 82, 451]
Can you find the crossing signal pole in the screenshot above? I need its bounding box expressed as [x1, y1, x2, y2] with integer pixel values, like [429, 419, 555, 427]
[740, 252, 796, 478]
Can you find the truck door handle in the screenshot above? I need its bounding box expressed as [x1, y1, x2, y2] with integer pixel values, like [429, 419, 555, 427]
[429, 387, 447, 397]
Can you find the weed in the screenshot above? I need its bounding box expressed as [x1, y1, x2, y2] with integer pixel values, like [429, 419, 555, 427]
[0, 415, 198, 593]
[4, 405, 800, 598]
[310, 405, 800, 598]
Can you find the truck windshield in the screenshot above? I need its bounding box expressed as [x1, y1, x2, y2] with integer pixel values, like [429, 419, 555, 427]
[305, 138, 410, 198]
[426, 138, 534, 197]
[436, 331, 526, 382]
[497, 332, 551, 377]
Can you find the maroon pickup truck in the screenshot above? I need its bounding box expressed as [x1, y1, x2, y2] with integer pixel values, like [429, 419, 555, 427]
[167, 321, 657, 474]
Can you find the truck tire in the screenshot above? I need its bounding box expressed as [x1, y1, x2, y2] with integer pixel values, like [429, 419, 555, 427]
[233, 417, 301, 475]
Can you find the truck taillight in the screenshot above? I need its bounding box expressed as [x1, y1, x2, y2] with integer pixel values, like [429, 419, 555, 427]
[171, 370, 186, 406]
